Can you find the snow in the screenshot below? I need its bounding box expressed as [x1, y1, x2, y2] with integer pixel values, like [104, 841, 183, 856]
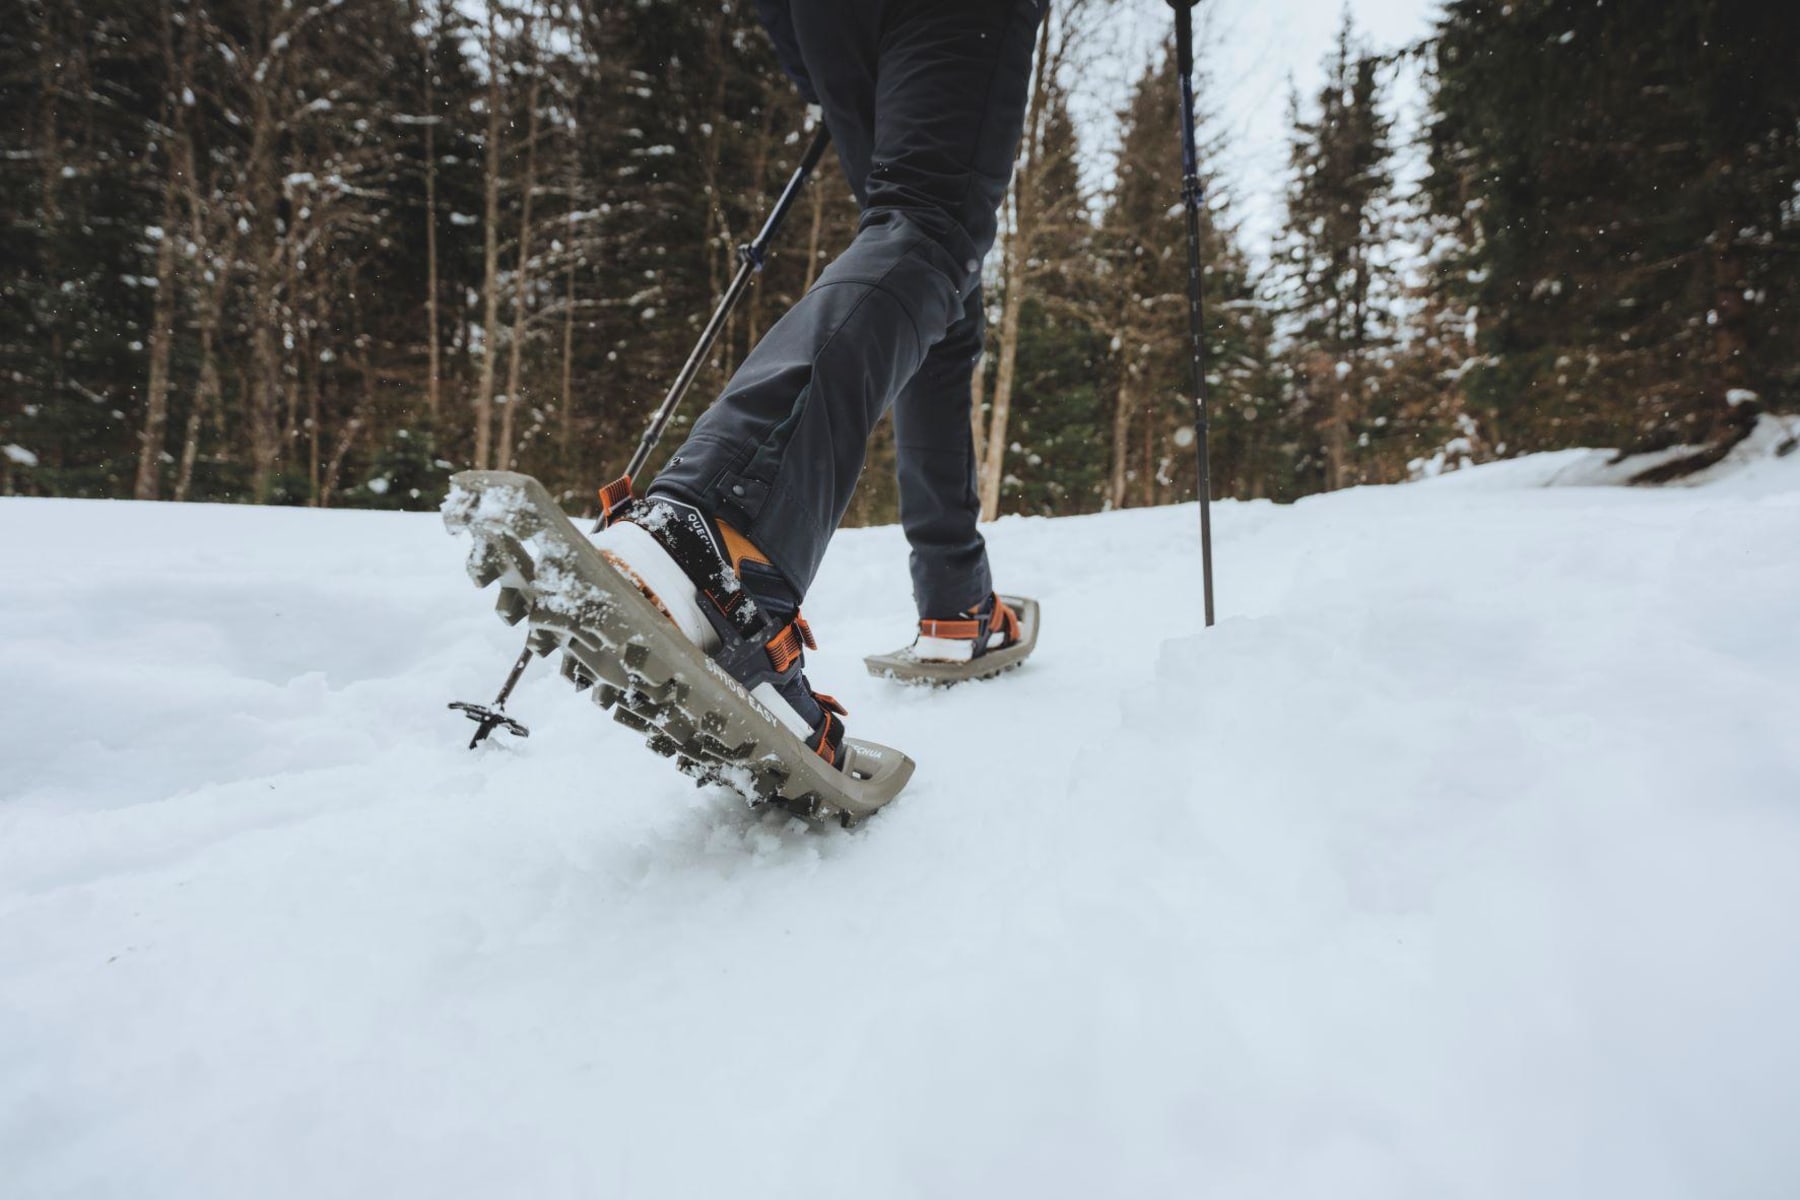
[4, 442, 1800, 1198]
[1427, 415, 1800, 495]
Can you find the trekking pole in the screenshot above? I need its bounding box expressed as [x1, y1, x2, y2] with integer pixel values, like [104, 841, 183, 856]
[451, 115, 832, 749]
[1169, 0, 1216, 627]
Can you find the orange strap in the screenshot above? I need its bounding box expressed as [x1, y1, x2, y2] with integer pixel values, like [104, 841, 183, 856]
[812, 710, 839, 767]
[596, 474, 633, 528]
[919, 595, 1020, 646]
[919, 617, 982, 640]
[992, 597, 1022, 645]
[765, 613, 817, 674]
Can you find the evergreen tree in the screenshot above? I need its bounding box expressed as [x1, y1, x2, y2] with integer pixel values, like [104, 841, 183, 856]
[2, 1, 165, 498]
[998, 82, 1111, 516]
[1095, 47, 1275, 509]
[1427, 0, 1800, 471]
[1273, 14, 1400, 493]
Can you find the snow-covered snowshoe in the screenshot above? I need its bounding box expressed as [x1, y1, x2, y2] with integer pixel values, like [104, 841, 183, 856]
[864, 593, 1039, 686]
[443, 470, 914, 826]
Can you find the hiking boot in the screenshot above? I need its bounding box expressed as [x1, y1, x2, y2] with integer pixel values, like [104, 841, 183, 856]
[589, 477, 848, 768]
[912, 592, 1024, 663]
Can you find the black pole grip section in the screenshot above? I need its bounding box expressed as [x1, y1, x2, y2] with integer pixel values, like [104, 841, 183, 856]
[1171, 0, 1216, 627]
[743, 124, 834, 272]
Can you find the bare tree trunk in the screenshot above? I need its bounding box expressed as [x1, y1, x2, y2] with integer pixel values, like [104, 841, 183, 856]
[1706, 211, 1756, 444]
[247, 78, 283, 502]
[33, 3, 76, 440]
[1320, 341, 1349, 491]
[134, 193, 180, 499]
[1109, 375, 1132, 509]
[555, 259, 575, 450]
[320, 362, 374, 508]
[1326, 392, 1348, 490]
[558, 94, 581, 473]
[498, 32, 542, 471]
[174, 346, 214, 504]
[34, 6, 66, 230]
[282, 247, 304, 453]
[473, 5, 505, 469]
[1140, 418, 1155, 507]
[976, 11, 1053, 521]
[134, 0, 185, 501]
[419, 0, 443, 427]
[176, 172, 234, 503]
[308, 367, 322, 502]
[978, 225, 1024, 519]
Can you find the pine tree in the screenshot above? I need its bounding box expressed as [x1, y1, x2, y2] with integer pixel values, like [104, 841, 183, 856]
[2, 1, 165, 498]
[1273, 14, 1400, 493]
[1427, 0, 1800, 472]
[1003, 88, 1110, 516]
[1094, 46, 1274, 509]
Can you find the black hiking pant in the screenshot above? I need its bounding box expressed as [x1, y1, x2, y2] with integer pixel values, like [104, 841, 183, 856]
[651, 0, 1043, 617]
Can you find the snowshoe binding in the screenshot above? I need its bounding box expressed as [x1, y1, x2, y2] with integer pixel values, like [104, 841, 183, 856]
[864, 592, 1040, 686]
[443, 470, 914, 826]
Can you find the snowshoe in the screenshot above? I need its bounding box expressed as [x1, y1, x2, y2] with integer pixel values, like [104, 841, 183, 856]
[864, 593, 1040, 686]
[443, 470, 914, 826]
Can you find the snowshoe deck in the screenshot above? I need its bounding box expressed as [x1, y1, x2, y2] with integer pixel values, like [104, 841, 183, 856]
[863, 596, 1040, 686]
[443, 471, 914, 825]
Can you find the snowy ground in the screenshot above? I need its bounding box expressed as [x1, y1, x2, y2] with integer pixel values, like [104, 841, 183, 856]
[4, 434, 1799, 1199]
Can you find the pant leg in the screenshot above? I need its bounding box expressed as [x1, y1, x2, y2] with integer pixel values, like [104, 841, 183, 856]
[894, 287, 992, 616]
[789, 0, 999, 618]
[651, 0, 1042, 599]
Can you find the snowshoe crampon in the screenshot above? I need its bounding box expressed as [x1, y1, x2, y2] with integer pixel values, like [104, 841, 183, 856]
[864, 596, 1040, 686]
[443, 470, 914, 826]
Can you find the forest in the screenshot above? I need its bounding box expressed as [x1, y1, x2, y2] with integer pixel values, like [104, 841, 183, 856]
[3, 0, 1796, 518]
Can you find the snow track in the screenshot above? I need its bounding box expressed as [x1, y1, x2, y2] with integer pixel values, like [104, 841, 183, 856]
[4, 447, 1799, 1198]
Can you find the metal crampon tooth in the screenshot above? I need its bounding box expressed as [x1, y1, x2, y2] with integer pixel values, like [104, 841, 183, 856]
[654, 710, 697, 746]
[619, 641, 670, 686]
[560, 653, 595, 692]
[494, 586, 531, 627]
[556, 633, 629, 691]
[466, 532, 536, 590]
[695, 732, 757, 763]
[611, 705, 654, 735]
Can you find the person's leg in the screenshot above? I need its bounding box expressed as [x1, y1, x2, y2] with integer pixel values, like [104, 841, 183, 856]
[650, 0, 1042, 600]
[782, 2, 996, 619]
[893, 287, 992, 616]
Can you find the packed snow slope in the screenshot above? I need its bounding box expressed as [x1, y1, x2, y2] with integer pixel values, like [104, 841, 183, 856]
[4, 435, 1799, 1200]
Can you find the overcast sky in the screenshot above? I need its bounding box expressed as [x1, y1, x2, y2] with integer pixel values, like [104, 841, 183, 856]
[1074, 0, 1444, 261]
